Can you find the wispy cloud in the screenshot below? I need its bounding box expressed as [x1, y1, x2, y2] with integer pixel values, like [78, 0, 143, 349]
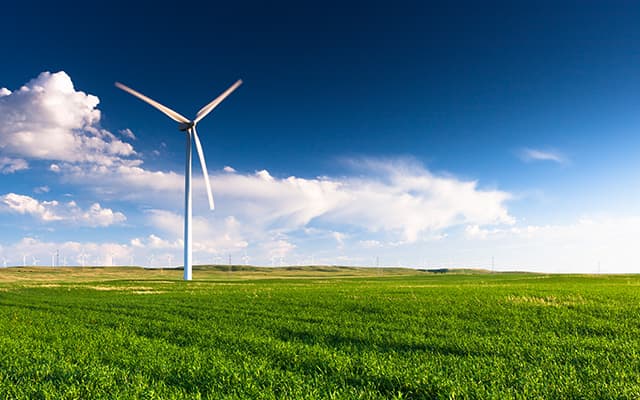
[118, 128, 137, 140]
[518, 148, 567, 164]
[0, 157, 28, 174]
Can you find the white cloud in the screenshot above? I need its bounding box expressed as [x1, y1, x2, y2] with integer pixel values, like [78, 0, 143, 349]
[147, 234, 182, 250]
[332, 231, 346, 248]
[262, 239, 296, 262]
[82, 202, 127, 227]
[145, 209, 248, 253]
[59, 158, 514, 243]
[1, 193, 61, 221]
[0, 193, 126, 227]
[359, 239, 381, 248]
[455, 216, 640, 273]
[256, 169, 274, 181]
[0, 71, 136, 166]
[223, 166, 236, 173]
[118, 128, 136, 140]
[0, 157, 28, 174]
[59, 163, 184, 197]
[34, 186, 50, 194]
[0, 88, 11, 97]
[519, 148, 567, 164]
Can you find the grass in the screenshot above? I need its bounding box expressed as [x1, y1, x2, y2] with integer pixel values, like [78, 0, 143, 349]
[0, 267, 639, 398]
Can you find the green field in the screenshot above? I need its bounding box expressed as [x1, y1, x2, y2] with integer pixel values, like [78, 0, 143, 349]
[0, 267, 639, 399]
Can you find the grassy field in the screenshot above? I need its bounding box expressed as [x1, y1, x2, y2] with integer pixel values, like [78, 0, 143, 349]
[0, 266, 639, 399]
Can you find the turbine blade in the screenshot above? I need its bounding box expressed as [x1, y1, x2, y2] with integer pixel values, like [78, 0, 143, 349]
[115, 82, 190, 124]
[194, 79, 243, 124]
[192, 127, 215, 210]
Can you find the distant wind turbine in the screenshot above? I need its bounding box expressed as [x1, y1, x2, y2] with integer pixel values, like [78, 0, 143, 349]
[242, 250, 249, 266]
[116, 79, 242, 280]
[79, 248, 89, 267]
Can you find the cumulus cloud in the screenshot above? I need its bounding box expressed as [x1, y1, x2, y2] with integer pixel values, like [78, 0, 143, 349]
[0, 71, 137, 166]
[518, 148, 567, 164]
[1, 193, 61, 221]
[0, 157, 28, 174]
[0, 193, 126, 227]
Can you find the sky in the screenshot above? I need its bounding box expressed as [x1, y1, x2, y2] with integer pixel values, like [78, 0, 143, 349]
[1, 1, 640, 272]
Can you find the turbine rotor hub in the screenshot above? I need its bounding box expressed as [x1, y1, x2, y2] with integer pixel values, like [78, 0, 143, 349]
[179, 121, 195, 131]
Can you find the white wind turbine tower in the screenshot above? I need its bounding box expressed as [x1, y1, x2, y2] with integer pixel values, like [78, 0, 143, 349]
[79, 248, 88, 268]
[116, 79, 242, 281]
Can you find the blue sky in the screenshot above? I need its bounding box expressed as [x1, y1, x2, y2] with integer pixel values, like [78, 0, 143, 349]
[1, 1, 640, 271]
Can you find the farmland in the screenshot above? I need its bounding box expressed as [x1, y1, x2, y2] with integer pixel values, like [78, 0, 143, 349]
[0, 267, 639, 399]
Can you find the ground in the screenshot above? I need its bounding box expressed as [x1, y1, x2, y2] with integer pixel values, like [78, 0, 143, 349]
[0, 266, 639, 399]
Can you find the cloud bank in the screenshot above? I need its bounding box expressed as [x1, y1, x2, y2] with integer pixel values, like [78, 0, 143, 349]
[0, 70, 523, 268]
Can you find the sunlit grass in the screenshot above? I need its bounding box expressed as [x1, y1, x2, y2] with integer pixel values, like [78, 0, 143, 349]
[0, 268, 639, 398]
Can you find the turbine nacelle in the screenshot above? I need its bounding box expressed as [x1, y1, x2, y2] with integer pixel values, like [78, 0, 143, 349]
[179, 121, 195, 132]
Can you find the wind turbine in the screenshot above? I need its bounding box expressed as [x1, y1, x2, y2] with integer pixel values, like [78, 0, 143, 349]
[116, 79, 242, 280]
[242, 250, 249, 266]
[79, 248, 88, 268]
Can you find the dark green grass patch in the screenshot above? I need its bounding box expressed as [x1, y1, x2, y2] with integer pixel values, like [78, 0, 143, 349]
[0, 270, 639, 398]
